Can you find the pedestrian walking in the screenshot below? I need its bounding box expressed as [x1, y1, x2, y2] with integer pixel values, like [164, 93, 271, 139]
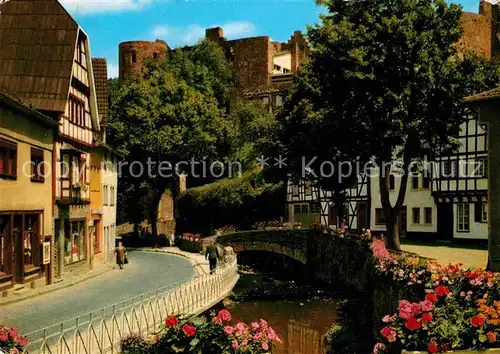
[205, 240, 221, 275]
[169, 232, 175, 247]
[115, 241, 127, 270]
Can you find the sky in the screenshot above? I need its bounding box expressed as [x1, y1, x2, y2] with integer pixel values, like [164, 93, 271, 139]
[60, 0, 484, 79]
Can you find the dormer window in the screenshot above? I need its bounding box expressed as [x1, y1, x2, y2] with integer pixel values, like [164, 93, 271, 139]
[76, 39, 87, 69]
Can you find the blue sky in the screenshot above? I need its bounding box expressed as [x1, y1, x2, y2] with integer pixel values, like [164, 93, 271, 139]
[61, 0, 482, 78]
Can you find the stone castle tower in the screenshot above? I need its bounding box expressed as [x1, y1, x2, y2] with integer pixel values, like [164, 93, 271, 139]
[119, 40, 169, 83]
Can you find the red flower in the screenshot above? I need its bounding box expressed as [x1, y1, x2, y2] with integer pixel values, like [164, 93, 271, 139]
[442, 344, 450, 352]
[425, 292, 438, 303]
[487, 331, 498, 343]
[165, 316, 178, 328]
[435, 285, 450, 297]
[182, 324, 197, 337]
[472, 315, 486, 328]
[154, 336, 160, 343]
[427, 342, 439, 353]
[421, 312, 433, 325]
[380, 326, 393, 338]
[218, 309, 232, 322]
[404, 317, 421, 331]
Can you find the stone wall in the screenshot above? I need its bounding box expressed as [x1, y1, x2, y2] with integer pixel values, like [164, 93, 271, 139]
[119, 40, 169, 82]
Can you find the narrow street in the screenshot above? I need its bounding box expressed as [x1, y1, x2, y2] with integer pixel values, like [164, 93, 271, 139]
[0, 252, 195, 335]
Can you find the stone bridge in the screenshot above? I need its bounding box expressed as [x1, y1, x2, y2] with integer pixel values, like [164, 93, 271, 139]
[213, 229, 312, 264]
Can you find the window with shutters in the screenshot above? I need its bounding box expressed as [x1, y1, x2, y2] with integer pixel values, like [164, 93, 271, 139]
[0, 138, 17, 179]
[31, 148, 45, 183]
[375, 208, 385, 225]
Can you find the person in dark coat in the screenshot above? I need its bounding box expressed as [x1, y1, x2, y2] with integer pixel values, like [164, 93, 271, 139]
[115, 241, 126, 270]
[205, 241, 221, 275]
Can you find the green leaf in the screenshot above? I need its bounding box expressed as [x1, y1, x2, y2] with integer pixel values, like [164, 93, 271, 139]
[191, 317, 206, 326]
[190, 338, 200, 347]
[172, 344, 186, 353]
[479, 334, 487, 343]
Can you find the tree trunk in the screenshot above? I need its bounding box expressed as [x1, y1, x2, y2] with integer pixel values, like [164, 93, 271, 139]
[385, 216, 401, 250]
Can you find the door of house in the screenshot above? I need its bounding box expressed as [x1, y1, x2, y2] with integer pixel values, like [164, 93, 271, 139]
[12, 215, 23, 283]
[398, 207, 407, 238]
[293, 204, 312, 227]
[437, 203, 454, 240]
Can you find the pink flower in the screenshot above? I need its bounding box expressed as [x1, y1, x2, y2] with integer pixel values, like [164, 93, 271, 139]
[235, 331, 243, 337]
[373, 342, 386, 354]
[262, 342, 269, 350]
[254, 331, 263, 340]
[421, 300, 434, 312]
[241, 339, 248, 346]
[259, 319, 268, 330]
[235, 322, 248, 332]
[251, 322, 260, 330]
[0, 329, 8, 342]
[9, 349, 19, 354]
[267, 327, 277, 340]
[16, 335, 28, 346]
[232, 340, 239, 349]
[382, 315, 392, 323]
[218, 309, 232, 322]
[224, 326, 234, 335]
[398, 300, 413, 319]
[411, 302, 422, 316]
[370, 239, 390, 259]
[8, 327, 18, 340]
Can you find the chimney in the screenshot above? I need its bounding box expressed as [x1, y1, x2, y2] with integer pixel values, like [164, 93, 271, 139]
[206, 27, 224, 42]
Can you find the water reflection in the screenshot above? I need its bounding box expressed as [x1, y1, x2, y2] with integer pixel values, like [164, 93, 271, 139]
[228, 299, 338, 354]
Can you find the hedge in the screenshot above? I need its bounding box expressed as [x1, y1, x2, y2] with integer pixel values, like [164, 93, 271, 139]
[176, 170, 285, 236]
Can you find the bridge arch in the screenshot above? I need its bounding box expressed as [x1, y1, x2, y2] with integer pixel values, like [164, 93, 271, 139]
[228, 241, 307, 264]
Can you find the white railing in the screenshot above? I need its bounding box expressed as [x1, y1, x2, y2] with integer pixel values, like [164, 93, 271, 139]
[25, 258, 239, 354]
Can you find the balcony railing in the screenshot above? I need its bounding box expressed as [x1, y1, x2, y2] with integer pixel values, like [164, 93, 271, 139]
[25, 257, 239, 354]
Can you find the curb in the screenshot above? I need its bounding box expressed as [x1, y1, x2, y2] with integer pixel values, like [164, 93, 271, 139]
[0, 265, 115, 307]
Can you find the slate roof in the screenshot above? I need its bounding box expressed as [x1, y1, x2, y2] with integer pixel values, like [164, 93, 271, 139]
[464, 87, 500, 103]
[0, 0, 79, 113]
[92, 58, 109, 125]
[0, 88, 58, 127]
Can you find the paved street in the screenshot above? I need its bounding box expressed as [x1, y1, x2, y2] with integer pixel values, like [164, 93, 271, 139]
[0, 251, 195, 335]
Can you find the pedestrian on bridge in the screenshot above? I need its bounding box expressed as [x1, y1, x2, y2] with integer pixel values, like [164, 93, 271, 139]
[205, 240, 221, 275]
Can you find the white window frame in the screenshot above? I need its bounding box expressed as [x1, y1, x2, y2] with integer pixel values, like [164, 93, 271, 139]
[457, 203, 470, 232]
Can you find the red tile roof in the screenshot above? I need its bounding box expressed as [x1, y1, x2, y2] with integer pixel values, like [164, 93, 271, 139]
[0, 0, 79, 113]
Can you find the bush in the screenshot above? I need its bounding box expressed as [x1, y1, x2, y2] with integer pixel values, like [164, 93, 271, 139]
[177, 170, 285, 235]
[120, 333, 149, 354]
[0, 326, 28, 353]
[121, 310, 282, 354]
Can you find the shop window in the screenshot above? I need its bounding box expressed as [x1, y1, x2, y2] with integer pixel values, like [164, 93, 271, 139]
[31, 148, 45, 182]
[64, 220, 86, 264]
[0, 138, 17, 179]
[375, 208, 385, 225]
[24, 214, 38, 266]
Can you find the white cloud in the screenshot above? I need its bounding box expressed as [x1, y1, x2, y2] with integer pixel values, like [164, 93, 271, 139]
[107, 63, 119, 79]
[151, 21, 256, 47]
[60, 0, 151, 15]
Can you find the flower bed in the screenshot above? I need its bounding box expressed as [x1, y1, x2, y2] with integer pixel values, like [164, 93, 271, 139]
[120, 309, 281, 354]
[0, 326, 28, 353]
[178, 233, 202, 253]
[371, 239, 500, 353]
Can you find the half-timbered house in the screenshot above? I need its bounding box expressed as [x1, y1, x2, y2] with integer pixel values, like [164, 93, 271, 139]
[0, 0, 101, 278]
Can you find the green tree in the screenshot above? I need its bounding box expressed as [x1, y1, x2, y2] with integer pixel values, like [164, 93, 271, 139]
[108, 59, 228, 237]
[279, 0, 500, 250]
